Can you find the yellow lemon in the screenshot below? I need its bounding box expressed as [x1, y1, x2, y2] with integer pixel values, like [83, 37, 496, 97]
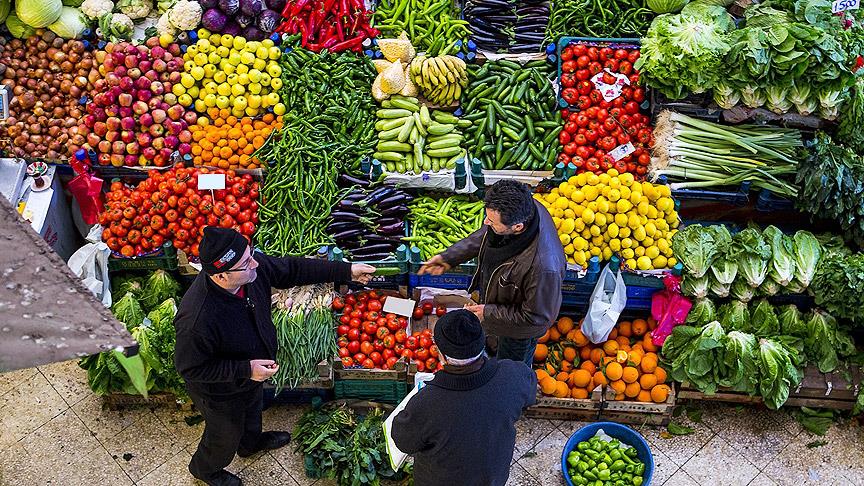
[619, 226, 631, 238]
[599, 173, 611, 185]
[574, 218, 586, 232]
[635, 246, 646, 257]
[621, 238, 633, 249]
[582, 208, 596, 225]
[607, 224, 620, 239]
[642, 237, 655, 248]
[595, 213, 607, 227]
[609, 238, 621, 252]
[564, 243, 575, 255]
[628, 213, 641, 229]
[653, 255, 668, 268]
[590, 247, 602, 257]
[564, 209, 575, 219]
[587, 173, 600, 186]
[668, 257, 678, 267]
[592, 235, 604, 247]
[637, 256, 652, 270]
[590, 225, 602, 237]
[616, 199, 633, 213]
[657, 238, 670, 253]
[646, 246, 660, 259]
[560, 234, 571, 246]
[561, 219, 576, 234]
[609, 177, 621, 190]
[615, 213, 628, 227]
[608, 189, 620, 202]
[633, 226, 647, 241]
[619, 172, 635, 186]
[622, 248, 635, 260]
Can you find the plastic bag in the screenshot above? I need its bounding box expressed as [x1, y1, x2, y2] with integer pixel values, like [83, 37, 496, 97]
[650, 274, 692, 346]
[67, 159, 104, 225]
[582, 264, 627, 343]
[67, 224, 112, 307]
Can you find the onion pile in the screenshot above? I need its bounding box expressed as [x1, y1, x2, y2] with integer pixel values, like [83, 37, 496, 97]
[0, 31, 93, 160]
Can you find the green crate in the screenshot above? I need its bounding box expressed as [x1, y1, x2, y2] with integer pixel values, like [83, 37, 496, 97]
[108, 242, 179, 272]
[333, 379, 408, 405]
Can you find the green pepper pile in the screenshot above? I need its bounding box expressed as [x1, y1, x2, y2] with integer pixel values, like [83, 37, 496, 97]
[566, 435, 647, 486]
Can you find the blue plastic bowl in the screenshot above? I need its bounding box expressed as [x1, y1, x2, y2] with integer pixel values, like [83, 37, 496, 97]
[561, 422, 654, 486]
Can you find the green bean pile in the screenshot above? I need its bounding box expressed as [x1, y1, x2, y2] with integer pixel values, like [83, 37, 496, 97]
[405, 195, 484, 260]
[545, 0, 654, 42]
[272, 286, 336, 392]
[373, 0, 470, 55]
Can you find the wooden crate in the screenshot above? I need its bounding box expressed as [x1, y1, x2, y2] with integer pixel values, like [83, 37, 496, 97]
[103, 392, 191, 411]
[524, 384, 676, 425]
[677, 365, 863, 411]
[524, 386, 604, 421]
[600, 384, 676, 426]
[332, 358, 416, 381]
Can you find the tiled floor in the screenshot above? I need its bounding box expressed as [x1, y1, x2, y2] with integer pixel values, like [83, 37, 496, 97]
[2, 360, 863, 485]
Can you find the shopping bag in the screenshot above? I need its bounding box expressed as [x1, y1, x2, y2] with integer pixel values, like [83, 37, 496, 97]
[67, 159, 104, 225]
[67, 225, 112, 307]
[650, 274, 692, 347]
[582, 264, 627, 344]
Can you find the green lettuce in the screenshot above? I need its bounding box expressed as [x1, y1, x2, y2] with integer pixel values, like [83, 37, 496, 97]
[111, 292, 146, 330]
[778, 304, 807, 337]
[682, 274, 710, 298]
[733, 228, 772, 288]
[791, 230, 821, 288]
[751, 299, 780, 336]
[686, 321, 728, 394]
[141, 270, 181, 310]
[730, 278, 756, 302]
[686, 298, 717, 326]
[722, 331, 759, 394]
[764, 226, 796, 287]
[710, 227, 740, 289]
[672, 225, 722, 278]
[757, 338, 803, 410]
[719, 300, 751, 333]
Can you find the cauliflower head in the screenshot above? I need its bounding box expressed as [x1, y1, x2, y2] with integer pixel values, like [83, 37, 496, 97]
[167, 0, 201, 31]
[116, 0, 152, 20]
[80, 0, 113, 20]
[156, 10, 176, 35]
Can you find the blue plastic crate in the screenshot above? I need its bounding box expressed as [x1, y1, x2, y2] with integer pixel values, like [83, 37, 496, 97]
[660, 176, 752, 207]
[755, 189, 794, 212]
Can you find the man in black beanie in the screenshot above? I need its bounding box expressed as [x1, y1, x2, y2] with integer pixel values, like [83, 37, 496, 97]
[390, 310, 537, 486]
[174, 226, 375, 486]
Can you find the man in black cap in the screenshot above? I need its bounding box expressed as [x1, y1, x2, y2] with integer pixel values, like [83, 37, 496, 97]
[174, 226, 375, 486]
[390, 310, 537, 486]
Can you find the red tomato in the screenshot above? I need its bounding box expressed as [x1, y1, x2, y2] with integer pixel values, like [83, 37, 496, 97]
[369, 352, 383, 366]
[425, 358, 438, 370]
[337, 325, 350, 336]
[577, 80, 593, 95]
[373, 339, 385, 352]
[341, 357, 354, 367]
[557, 153, 572, 165]
[576, 55, 590, 68]
[347, 341, 361, 354]
[362, 359, 375, 369]
[368, 300, 382, 312]
[376, 327, 390, 339]
[405, 336, 418, 350]
[562, 60, 577, 73]
[563, 142, 578, 156]
[564, 121, 579, 134]
[363, 322, 378, 336]
[338, 347, 350, 358]
[559, 130, 572, 145]
[386, 357, 399, 369]
[412, 307, 425, 319]
[561, 73, 577, 88]
[415, 348, 430, 361]
[575, 68, 591, 81]
[360, 342, 374, 355]
[561, 46, 574, 61]
[435, 305, 446, 317]
[561, 88, 579, 105]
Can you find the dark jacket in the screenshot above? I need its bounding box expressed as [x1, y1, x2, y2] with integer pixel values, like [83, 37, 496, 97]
[440, 200, 566, 339]
[391, 358, 537, 486]
[173, 253, 351, 401]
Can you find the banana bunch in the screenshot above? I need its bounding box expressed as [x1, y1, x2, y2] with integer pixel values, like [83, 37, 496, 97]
[409, 55, 469, 106]
[373, 95, 472, 174]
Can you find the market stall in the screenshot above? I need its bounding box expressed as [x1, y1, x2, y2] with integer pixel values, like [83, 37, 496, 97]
[2, 0, 864, 482]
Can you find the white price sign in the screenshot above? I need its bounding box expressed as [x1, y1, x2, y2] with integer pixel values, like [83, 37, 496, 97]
[197, 173, 226, 190]
[610, 142, 636, 161]
[833, 0, 859, 13]
[591, 69, 631, 102]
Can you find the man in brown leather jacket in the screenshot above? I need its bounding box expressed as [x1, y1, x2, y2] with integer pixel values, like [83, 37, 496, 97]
[419, 180, 566, 365]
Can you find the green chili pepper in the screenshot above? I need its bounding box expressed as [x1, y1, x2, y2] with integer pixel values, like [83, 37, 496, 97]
[633, 477, 644, 486]
[635, 463, 645, 476]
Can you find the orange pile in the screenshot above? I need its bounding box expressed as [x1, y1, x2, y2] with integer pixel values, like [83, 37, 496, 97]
[190, 110, 282, 169]
[534, 316, 671, 403]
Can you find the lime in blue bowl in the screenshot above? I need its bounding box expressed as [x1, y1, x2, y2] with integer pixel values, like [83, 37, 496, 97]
[561, 422, 653, 486]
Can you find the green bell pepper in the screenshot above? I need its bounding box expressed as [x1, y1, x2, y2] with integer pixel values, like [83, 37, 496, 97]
[598, 469, 612, 481]
[633, 477, 643, 486]
[611, 460, 627, 472]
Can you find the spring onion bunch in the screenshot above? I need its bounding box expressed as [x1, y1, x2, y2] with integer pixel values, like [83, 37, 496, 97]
[271, 284, 336, 392]
[650, 111, 802, 197]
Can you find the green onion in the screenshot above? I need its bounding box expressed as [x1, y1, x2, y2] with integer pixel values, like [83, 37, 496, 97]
[650, 111, 802, 197]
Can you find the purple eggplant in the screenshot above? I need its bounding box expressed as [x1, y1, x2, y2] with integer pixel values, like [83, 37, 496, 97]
[340, 173, 371, 187]
[378, 222, 405, 235]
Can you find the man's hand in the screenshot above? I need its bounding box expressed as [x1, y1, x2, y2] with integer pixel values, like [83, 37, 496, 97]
[250, 359, 279, 382]
[464, 304, 485, 321]
[418, 255, 451, 276]
[351, 263, 376, 284]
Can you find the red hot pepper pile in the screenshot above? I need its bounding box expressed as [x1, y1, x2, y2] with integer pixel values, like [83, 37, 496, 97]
[276, 0, 379, 52]
[557, 43, 653, 177]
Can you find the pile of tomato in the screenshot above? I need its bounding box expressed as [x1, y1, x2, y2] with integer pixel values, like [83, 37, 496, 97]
[333, 291, 444, 372]
[557, 44, 653, 177]
[98, 164, 259, 258]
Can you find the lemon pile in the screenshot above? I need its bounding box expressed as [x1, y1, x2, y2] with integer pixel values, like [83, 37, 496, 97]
[175, 29, 287, 118]
[536, 169, 680, 270]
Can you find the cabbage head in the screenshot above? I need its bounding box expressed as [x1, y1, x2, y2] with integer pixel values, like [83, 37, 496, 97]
[48, 7, 87, 38]
[6, 13, 35, 38]
[16, 0, 63, 27]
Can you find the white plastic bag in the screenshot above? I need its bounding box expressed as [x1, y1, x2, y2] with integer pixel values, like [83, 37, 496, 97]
[582, 264, 627, 344]
[67, 224, 112, 307]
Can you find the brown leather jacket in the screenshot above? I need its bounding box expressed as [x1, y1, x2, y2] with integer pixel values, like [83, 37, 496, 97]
[440, 200, 566, 339]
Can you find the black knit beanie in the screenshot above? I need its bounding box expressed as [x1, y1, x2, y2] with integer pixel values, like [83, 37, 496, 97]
[199, 227, 248, 275]
[433, 309, 485, 360]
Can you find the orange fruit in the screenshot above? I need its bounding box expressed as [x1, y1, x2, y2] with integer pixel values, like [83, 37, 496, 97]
[639, 374, 658, 390]
[641, 354, 658, 373]
[563, 347, 578, 362]
[590, 348, 605, 364]
[605, 362, 623, 381]
[548, 327, 561, 342]
[571, 387, 589, 399]
[614, 392, 625, 401]
[637, 390, 652, 402]
[580, 346, 593, 361]
[624, 382, 641, 398]
[557, 316, 575, 335]
[618, 321, 633, 337]
[648, 316, 658, 330]
[616, 350, 629, 364]
[540, 377, 557, 395]
[610, 380, 626, 394]
[592, 371, 608, 387]
[601, 357, 616, 367]
[609, 328, 619, 340]
[538, 329, 550, 344]
[534, 344, 549, 362]
[642, 333, 658, 352]
[554, 381, 570, 398]
[622, 366, 639, 384]
[632, 319, 648, 336]
[616, 336, 630, 348]
[560, 360, 573, 373]
[572, 328, 589, 347]
[651, 384, 670, 403]
[571, 369, 592, 387]
[654, 367, 668, 384]
[631, 343, 644, 353]
[556, 371, 570, 382]
[580, 360, 597, 376]
[535, 369, 550, 382]
[603, 340, 619, 356]
[628, 351, 643, 367]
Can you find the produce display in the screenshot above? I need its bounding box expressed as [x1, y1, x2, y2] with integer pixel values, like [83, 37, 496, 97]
[651, 112, 802, 197]
[98, 165, 259, 257]
[271, 284, 335, 391]
[333, 291, 417, 371]
[537, 169, 679, 269]
[189, 110, 281, 168]
[565, 434, 647, 486]
[405, 195, 484, 261]
[810, 250, 864, 326]
[329, 184, 412, 261]
[79, 270, 185, 397]
[275, 0, 378, 52]
[534, 316, 672, 403]
[546, 0, 652, 41]
[372, 0, 469, 55]
[463, 59, 559, 170]
[557, 42, 651, 177]
[463, 0, 549, 53]
[179, 31, 286, 117]
[374, 96, 469, 174]
[674, 224, 822, 300]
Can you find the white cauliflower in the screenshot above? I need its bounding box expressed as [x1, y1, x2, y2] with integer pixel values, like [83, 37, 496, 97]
[115, 0, 152, 20]
[80, 0, 113, 20]
[156, 10, 176, 35]
[167, 0, 201, 31]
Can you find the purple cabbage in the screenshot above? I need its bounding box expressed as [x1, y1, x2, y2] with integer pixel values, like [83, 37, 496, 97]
[265, 0, 285, 12]
[199, 0, 218, 9]
[240, 0, 263, 16]
[257, 9, 280, 33]
[222, 22, 241, 36]
[201, 8, 228, 31]
[218, 0, 239, 15]
[242, 25, 263, 39]
[236, 13, 254, 28]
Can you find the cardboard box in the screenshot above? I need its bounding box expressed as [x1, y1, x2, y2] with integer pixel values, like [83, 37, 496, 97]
[21, 167, 78, 261]
[409, 287, 477, 335]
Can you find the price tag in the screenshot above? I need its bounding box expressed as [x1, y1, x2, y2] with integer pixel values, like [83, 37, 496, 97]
[383, 296, 416, 318]
[197, 173, 226, 190]
[591, 69, 631, 102]
[833, 0, 859, 12]
[610, 142, 636, 161]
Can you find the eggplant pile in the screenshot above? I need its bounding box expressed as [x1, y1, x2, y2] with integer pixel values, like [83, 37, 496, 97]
[328, 177, 412, 261]
[463, 0, 550, 53]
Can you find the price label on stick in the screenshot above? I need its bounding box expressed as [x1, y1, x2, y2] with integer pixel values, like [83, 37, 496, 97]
[833, 0, 859, 13]
[197, 173, 226, 190]
[610, 142, 636, 161]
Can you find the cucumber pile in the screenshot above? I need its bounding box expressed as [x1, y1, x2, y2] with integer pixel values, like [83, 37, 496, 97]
[374, 95, 472, 173]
